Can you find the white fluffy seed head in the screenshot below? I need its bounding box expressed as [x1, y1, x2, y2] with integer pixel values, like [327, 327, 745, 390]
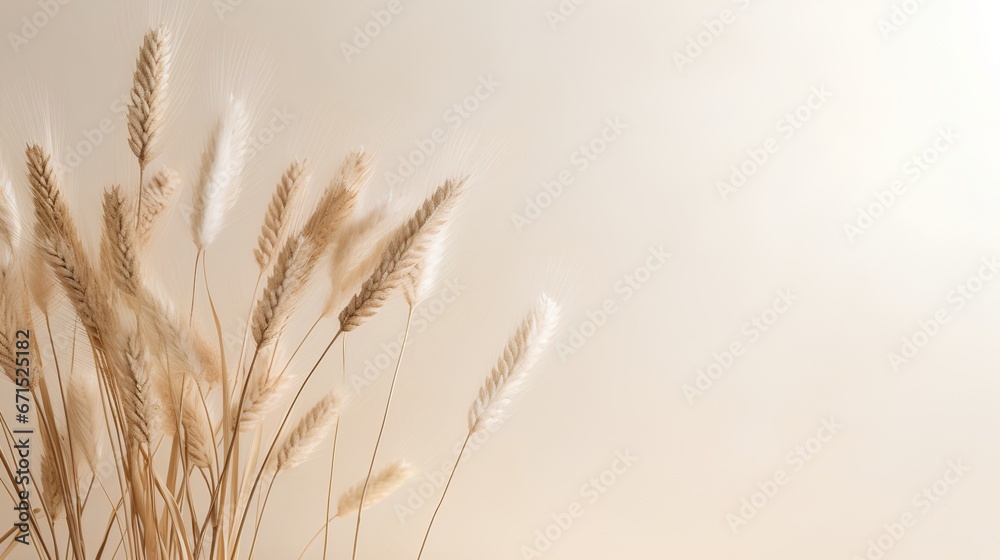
[468, 295, 560, 435]
[190, 98, 250, 249]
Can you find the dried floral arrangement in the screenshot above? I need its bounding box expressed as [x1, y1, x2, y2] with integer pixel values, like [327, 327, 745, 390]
[0, 24, 559, 559]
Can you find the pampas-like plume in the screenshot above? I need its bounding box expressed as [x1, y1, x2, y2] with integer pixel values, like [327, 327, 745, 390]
[190, 99, 250, 250]
[335, 460, 412, 518]
[66, 370, 102, 472]
[0, 173, 19, 272]
[265, 391, 342, 475]
[339, 178, 464, 332]
[468, 295, 559, 435]
[255, 159, 310, 271]
[137, 167, 180, 247]
[101, 185, 143, 297]
[127, 24, 172, 170]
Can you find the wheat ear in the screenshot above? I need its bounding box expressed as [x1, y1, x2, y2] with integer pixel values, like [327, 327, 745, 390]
[190, 98, 249, 250]
[322, 196, 398, 319]
[27, 145, 114, 345]
[265, 391, 343, 475]
[233, 346, 288, 429]
[468, 295, 560, 434]
[300, 151, 368, 250]
[127, 24, 172, 171]
[336, 460, 413, 518]
[40, 442, 65, 518]
[339, 178, 464, 332]
[418, 295, 559, 560]
[137, 167, 180, 247]
[255, 159, 310, 270]
[101, 185, 143, 297]
[117, 331, 159, 446]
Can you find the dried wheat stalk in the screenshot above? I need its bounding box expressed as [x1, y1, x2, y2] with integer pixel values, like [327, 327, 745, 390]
[255, 160, 310, 271]
[336, 460, 413, 518]
[339, 178, 464, 331]
[127, 24, 172, 171]
[265, 391, 342, 475]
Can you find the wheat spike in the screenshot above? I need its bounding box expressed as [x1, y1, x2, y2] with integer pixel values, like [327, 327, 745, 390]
[266, 391, 342, 475]
[137, 167, 180, 247]
[118, 332, 159, 446]
[251, 234, 316, 348]
[166, 375, 215, 470]
[127, 24, 172, 169]
[300, 151, 367, 250]
[190, 99, 249, 250]
[27, 145, 114, 345]
[235, 346, 288, 430]
[255, 159, 310, 270]
[101, 185, 143, 297]
[339, 178, 464, 332]
[322, 196, 398, 318]
[66, 369, 103, 472]
[335, 460, 413, 518]
[468, 295, 559, 435]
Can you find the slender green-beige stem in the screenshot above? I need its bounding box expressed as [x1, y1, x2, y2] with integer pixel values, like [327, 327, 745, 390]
[189, 249, 202, 324]
[322, 336, 347, 560]
[351, 308, 413, 560]
[417, 432, 472, 560]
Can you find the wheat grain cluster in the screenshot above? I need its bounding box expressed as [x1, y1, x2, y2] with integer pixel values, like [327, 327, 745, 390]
[0, 25, 559, 559]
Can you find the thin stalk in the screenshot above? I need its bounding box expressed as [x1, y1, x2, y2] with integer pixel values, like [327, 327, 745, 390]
[417, 433, 472, 560]
[189, 249, 203, 324]
[351, 308, 413, 560]
[228, 328, 344, 560]
[322, 336, 347, 560]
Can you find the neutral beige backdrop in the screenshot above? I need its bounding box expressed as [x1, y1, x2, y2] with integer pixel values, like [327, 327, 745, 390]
[1, 0, 999, 558]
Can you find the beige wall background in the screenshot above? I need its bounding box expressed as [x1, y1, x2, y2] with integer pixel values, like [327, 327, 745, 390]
[1, 0, 1000, 558]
